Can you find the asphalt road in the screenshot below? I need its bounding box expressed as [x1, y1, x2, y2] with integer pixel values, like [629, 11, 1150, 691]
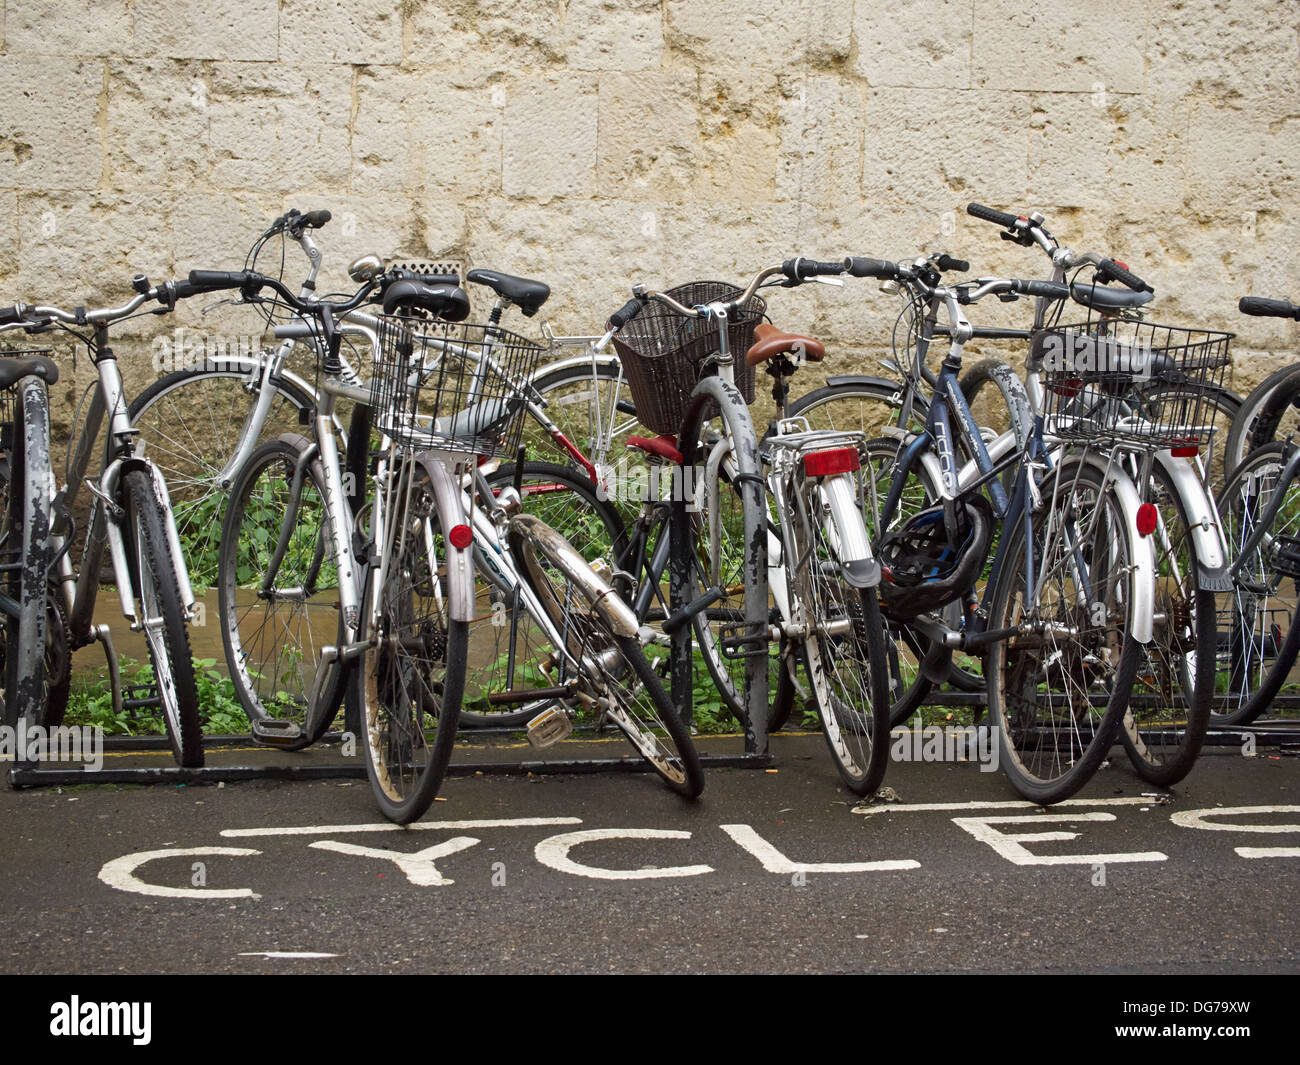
[2, 733, 1297, 974]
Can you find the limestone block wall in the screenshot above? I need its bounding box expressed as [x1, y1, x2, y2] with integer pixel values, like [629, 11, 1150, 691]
[1, 0, 1298, 423]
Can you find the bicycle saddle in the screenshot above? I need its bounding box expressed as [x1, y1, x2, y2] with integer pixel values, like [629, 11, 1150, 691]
[465, 269, 551, 317]
[381, 280, 471, 321]
[745, 323, 825, 367]
[1069, 282, 1154, 312]
[0, 354, 59, 388]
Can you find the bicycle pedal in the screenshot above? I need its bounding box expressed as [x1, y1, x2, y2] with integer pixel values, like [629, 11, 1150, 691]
[525, 707, 572, 748]
[250, 718, 305, 747]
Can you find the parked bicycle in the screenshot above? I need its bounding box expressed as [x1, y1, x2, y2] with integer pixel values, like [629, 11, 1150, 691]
[0, 279, 211, 765]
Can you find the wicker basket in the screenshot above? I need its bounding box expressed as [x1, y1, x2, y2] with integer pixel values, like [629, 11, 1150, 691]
[609, 281, 765, 436]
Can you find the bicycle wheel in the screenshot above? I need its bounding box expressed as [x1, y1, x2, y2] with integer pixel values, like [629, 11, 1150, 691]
[128, 365, 314, 590]
[1120, 462, 1214, 785]
[352, 459, 466, 824]
[217, 437, 345, 746]
[469, 461, 628, 729]
[1214, 443, 1300, 725]
[789, 474, 891, 794]
[121, 468, 203, 767]
[1225, 363, 1300, 472]
[510, 512, 703, 798]
[984, 460, 1140, 804]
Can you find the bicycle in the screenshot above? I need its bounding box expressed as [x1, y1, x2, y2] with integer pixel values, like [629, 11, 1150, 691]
[0, 279, 211, 765]
[841, 251, 1168, 803]
[199, 265, 702, 821]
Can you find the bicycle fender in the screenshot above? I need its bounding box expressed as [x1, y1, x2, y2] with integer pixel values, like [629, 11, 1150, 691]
[1075, 452, 1156, 645]
[820, 472, 880, 587]
[1155, 452, 1229, 591]
[507, 512, 639, 638]
[413, 454, 475, 623]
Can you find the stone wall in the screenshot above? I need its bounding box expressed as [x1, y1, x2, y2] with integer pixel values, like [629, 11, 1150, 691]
[2, 0, 1299, 414]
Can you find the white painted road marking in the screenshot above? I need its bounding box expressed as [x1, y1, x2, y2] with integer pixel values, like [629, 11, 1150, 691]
[952, 813, 1167, 865]
[310, 837, 480, 886]
[1171, 805, 1300, 833]
[720, 824, 920, 874]
[854, 797, 1153, 816]
[533, 828, 714, 880]
[221, 817, 583, 838]
[98, 847, 263, 899]
[238, 952, 339, 959]
[1235, 847, 1300, 859]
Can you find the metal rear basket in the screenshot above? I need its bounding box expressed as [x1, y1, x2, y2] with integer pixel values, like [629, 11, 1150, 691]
[1030, 317, 1233, 452]
[368, 316, 548, 458]
[609, 281, 765, 436]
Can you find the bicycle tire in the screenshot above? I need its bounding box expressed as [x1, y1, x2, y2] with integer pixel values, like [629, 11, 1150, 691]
[510, 512, 703, 797]
[1214, 442, 1300, 726]
[128, 365, 315, 590]
[1119, 462, 1214, 785]
[352, 459, 466, 824]
[217, 436, 346, 747]
[122, 468, 204, 767]
[790, 473, 892, 794]
[1225, 363, 1300, 473]
[985, 460, 1140, 804]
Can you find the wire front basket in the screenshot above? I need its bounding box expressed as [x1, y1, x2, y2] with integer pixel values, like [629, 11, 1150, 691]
[610, 281, 765, 436]
[1030, 316, 1233, 452]
[368, 316, 549, 458]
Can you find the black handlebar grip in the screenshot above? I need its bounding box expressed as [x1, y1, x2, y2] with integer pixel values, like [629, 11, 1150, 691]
[1239, 296, 1300, 320]
[843, 257, 898, 279]
[783, 257, 845, 281]
[0, 305, 23, 326]
[608, 297, 646, 330]
[296, 209, 332, 231]
[1015, 279, 1071, 300]
[1097, 258, 1152, 293]
[187, 269, 253, 293]
[967, 203, 1021, 229]
[935, 254, 969, 273]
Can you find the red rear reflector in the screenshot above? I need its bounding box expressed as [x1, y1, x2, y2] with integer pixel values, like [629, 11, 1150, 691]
[1170, 446, 1200, 457]
[1136, 503, 1158, 537]
[449, 524, 473, 550]
[802, 448, 860, 477]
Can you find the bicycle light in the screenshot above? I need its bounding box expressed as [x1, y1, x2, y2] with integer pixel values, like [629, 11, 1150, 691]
[448, 524, 473, 550]
[802, 447, 860, 477]
[1136, 502, 1158, 537]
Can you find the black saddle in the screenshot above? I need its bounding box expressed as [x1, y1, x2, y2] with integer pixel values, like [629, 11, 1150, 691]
[465, 269, 550, 317]
[381, 281, 471, 321]
[0, 354, 59, 389]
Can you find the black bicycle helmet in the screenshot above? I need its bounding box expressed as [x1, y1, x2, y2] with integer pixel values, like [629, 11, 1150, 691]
[878, 493, 994, 619]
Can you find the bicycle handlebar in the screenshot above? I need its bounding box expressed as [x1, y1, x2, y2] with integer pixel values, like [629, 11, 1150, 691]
[843, 257, 899, 279]
[1239, 296, 1300, 320]
[966, 202, 1022, 229]
[1095, 257, 1151, 293]
[782, 257, 844, 281]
